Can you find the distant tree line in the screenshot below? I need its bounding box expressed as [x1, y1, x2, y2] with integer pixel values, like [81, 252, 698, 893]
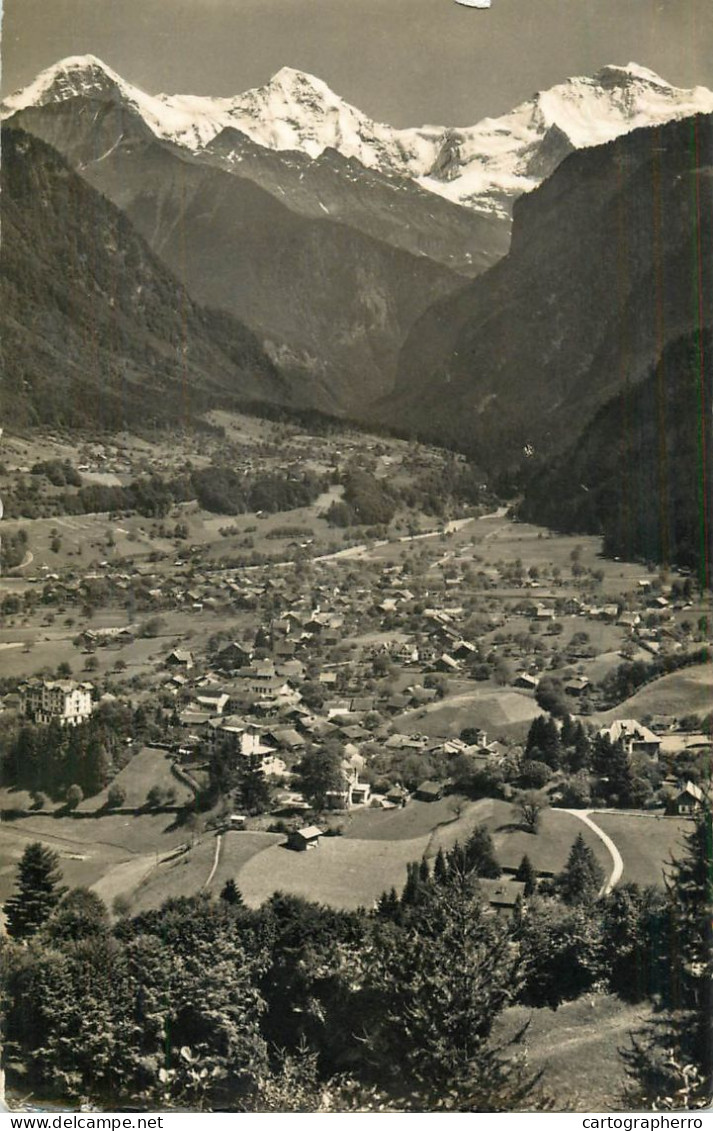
[6, 464, 327, 521]
[0, 528, 29, 571]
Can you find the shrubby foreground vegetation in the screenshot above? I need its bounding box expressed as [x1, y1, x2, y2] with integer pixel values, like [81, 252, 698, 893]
[0, 811, 710, 1112]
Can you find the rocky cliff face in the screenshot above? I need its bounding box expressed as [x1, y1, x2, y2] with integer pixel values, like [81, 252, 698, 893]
[5, 98, 464, 414]
[384, 112, 713, 470]
[518, 329, 713, 581]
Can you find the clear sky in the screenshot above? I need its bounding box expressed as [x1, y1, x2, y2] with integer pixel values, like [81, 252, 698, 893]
[2, 0, 713, 127]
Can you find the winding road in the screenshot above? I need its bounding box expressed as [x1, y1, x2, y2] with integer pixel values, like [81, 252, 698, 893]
[565, 809, 624, 896]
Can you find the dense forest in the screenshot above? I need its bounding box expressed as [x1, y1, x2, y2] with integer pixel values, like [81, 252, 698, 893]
[0, 814, 710, 1112]
[0, 127, 288, 432]
[519, 331, 713, 585]
[0, 702, 140, 801]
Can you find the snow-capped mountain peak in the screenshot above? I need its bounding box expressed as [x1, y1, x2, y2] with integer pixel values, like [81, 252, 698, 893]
[3, 55, 713, 218]
[595, 61, 674, 87]
[2, 56, 245, 150]
[418, 62, 713, 213]
[3, 55, 129, 110]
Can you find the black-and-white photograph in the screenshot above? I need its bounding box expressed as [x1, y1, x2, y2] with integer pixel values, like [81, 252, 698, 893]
[0, 0, 710, 1116]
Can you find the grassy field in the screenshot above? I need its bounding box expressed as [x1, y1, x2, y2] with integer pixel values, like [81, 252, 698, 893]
[394, 688, 541, 741]
[231, 797, 617, 909]
[594, 663, 713, 723]
[341, 796, 482, 842]
[0, 812, 191, 903]
[593, 812, 693, 888]
[475, 800, 613, 877]
[235, 834, 432, 910]
[494, 994, 652, 1111]
[208, 830, 284, 896]
[80, 747, 194, 810]
[125, 835, 221, 914]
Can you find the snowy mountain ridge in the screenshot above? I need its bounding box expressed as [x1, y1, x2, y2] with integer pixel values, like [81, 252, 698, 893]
[4, 55, 713, 217]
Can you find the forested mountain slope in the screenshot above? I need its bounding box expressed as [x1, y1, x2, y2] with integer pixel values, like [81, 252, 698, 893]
[0, 127, 289, 430]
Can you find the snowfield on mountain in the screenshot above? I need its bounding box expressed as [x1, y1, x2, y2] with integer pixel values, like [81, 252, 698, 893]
[4, 55, 713, 219]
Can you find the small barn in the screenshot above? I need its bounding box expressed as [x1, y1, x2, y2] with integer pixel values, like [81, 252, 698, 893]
[513, 672, 539, 691]
[287, 825, 324, 851]
[385, 784, 410, 808]
[564, 676, 590, 697]
[415, 780, 444, 802]
[479, 879, 526, 917]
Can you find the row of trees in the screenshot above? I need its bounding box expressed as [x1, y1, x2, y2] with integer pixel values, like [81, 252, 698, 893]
[10, 463, 327, 522]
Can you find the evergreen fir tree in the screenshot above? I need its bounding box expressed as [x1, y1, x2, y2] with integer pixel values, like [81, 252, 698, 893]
[556, 833, 605, 904]
[401, 862, 424, 906]
[433, 846, 448, 885]
[220, 878, 244, 906]
[366, 873, 546, 1110]
[5, 842, 67, 939]
[514, 854, 537, 897]
[572, 723, 591, 773]
[525, 717, 548, 757]
[237, 754, 271, 815]
[592, 733, 615, 776]
[607, 742, 636, 808]
[464, 827, 501, 878]
[560, 715, 576, 747]
[621, 810, 713, 1109]
[446, 841, 469, 879]
[376, 887, 401, 921]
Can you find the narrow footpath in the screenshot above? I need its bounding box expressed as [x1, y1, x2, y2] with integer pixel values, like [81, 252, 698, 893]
[204, 832, 223, 889]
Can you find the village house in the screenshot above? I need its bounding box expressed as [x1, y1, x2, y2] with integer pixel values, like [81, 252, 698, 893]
[479, 879, 526, 917]
[599, 719, 662, 759]
[194, 692, 230, 715]
[451, 640, 478, 661]
[386, 733, 430, 752]
[407, 685, 439, 707]
[618, 611, 641, 630]
[385, 784, 410, 807]
[21, 679, 94, 726]
[534, 602, 556, 621]
[209, 719, 276, 759]
[166, 649, 194, 670]
[564, 676, 590, 697]
[215, 641, 253, 671]
[262, 727, 305, 753]
[670, 780, 705, 815]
